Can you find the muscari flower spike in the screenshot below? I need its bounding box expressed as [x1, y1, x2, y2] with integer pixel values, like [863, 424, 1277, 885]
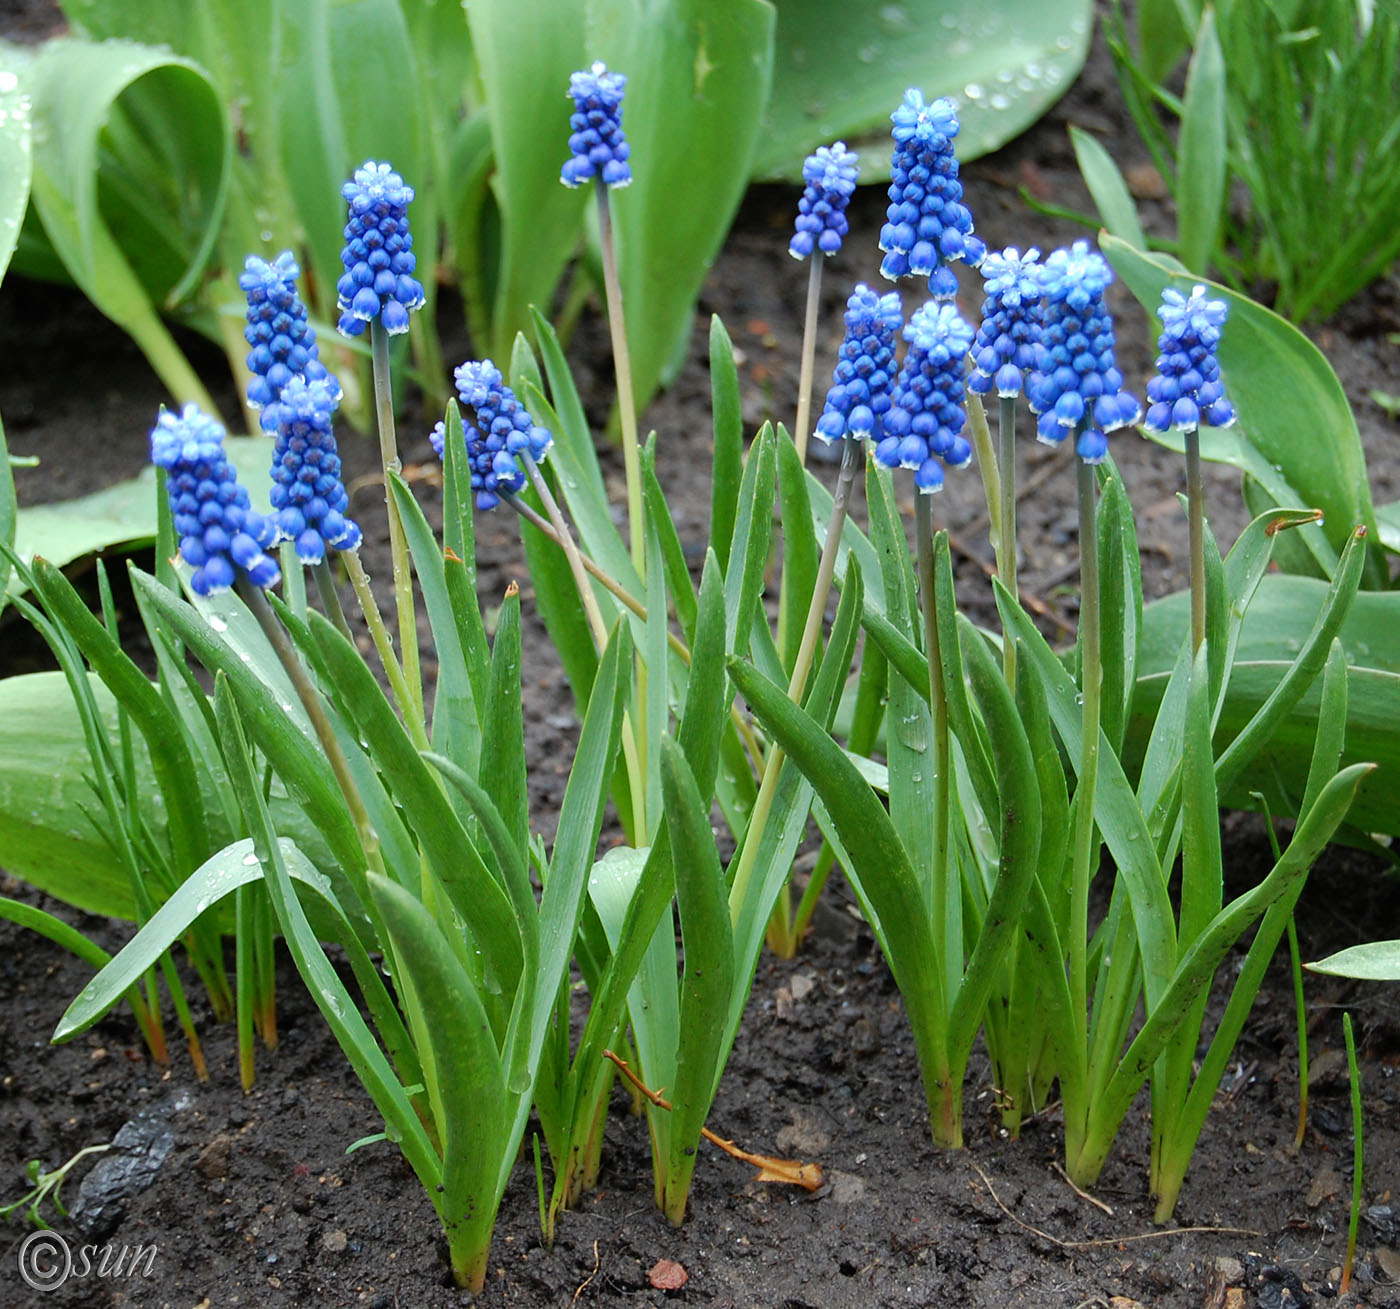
[431, 360, 554, 511]
[1026, 241, 1141, 464]
[262, 376, 362, 563]
[968, 247, 1043, 398]
[814, 284, 902, 445]
[1143, 285, 1236, 434]
[336, 161, 426, 338]
[150, 404, 279, 596]
[790, 142, 859, 259]
[879, 90, 985, 299]
[873, 300, 976, 494]
[240, 252, 339, 412]
[560, 61, 632, 189]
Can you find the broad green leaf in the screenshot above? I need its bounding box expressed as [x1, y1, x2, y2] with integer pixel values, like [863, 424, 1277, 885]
[753, 0, 1094, 180]
[1103, 237, 1380, 577]
[9, 437, 272, 597]
[1308, 941, 1400, 981]
[1069, 126, 1146, 250]
[0, 52, 32, 284]
[0, 411, 14, 611]
[0, 671, 153, 918]
[1176, 7, 1226, 275]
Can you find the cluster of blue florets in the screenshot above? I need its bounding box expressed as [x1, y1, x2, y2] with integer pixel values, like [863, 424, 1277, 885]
[336, 162, 426, 338]
[878, 90, 985, 298]
[1026, 242, 1141, 465]
[263, 377, 362, 563]
[560, 62, 632, 189]
[240, 252, 339, 412]
[150, 405, 279, 596]
[1143, 286, 1236, 434]
[790, 143, 860, 260]
[872, 302, 975, 493]
[432, 361, 554, 511]
[814, 284, 903, 445]
[968, 247, 1043, 399]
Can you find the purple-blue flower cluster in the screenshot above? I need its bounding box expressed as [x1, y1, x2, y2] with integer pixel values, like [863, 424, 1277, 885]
[560, 62, 632, 189]
[1143, 286, 1236, 434]
[873, 302, 975, 494]
[240, 252, 339, 412]
[150, 405, 279, 596]
[432, 361, 554, 511]
[1026, 241, 1140, 464]
[790, 143, 859, 260]
[336, 162, 426, 338]
[878, 90, 985, 299]
[968, 247, 1042, 399]
[264, 377, 362, 563]
[814, 284, 903, 445]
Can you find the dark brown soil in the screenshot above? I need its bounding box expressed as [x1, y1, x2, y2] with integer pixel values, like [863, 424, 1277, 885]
[3, 7, 1400, 1307]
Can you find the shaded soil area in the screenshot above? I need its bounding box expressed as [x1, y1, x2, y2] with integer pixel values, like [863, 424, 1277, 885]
[3, 6, 1400, 1307]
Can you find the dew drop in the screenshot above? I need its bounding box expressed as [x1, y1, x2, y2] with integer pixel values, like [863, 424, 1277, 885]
[209, 616, 228, 632]
[0, 72, 17, 94]
[990, 93, 1011, 111]
[242, 852, 260, 867]
[964, 82, 985, 101]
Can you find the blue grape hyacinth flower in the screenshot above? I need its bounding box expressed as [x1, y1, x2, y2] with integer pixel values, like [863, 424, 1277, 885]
[240, 252, 339, 412]
[968, 247, 1043, 398]
[814, 284, 902, 445]
[432, 360, 554, 511]
[560, 61, 632, 189]
[1026, 241, 1141, 464]
[873, 301, 976, 494]
[150, 405, 279, 596]
[1143, 286, 1236, 434]
[790, 143, 860, 260]
[336, 162, 426, 338]
[878, 90, 985, 299]
[263, 376, 362, 563]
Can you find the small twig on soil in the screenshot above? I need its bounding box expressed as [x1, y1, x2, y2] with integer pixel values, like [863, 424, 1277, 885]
[966, 1159, 1261, 1249]
[1051, 1161, 1115, 1216]
[572, 1240, 601, 1303]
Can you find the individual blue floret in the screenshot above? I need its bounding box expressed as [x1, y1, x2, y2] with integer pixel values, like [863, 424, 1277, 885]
[814, 284, 903, 445]
[240, 252, 339, 412]
[968, 247, 1043, 398]
[1026, 241, 1140, 464]
[1142, 285, 1236, 434]
[261, 376, 362, 563]
[560, 61, 632, 189]
[790, 143, 860, 259]
[336, 161, 426, 338]
[878, 90, 985, 299]
[433, 360, 554, 511]
[150, 404, 279, 596]
[872, 301, 975, 493]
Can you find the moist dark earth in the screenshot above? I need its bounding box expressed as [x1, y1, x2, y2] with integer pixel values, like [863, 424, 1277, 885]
[3, 5, 1400, 1307]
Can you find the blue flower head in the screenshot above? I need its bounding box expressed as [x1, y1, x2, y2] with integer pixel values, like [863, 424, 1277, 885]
[1026, 241, 1141, 464]
[878, 90, 986, 299]
[261, 377, 362, 563]
[336, 162, 426, 338]
[240, 251, 339, 412]
[560, 61, 632, 189]
[432, 361, 554, 511]
[790, 143, 859, 259]
[150, 404, 279, 596]
[873, 301, 975, 494]
[814, 284, 902, 445]
[1143, 286, 1236, 434]
[968, 247, 1043, 398]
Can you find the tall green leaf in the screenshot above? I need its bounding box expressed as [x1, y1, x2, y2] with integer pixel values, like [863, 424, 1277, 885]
[1175, 7, 1226, 275]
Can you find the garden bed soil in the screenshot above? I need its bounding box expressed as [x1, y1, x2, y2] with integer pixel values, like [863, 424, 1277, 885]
[3, 7, 1400, 1307]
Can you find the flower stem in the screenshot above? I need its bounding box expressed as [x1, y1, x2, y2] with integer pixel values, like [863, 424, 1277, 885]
[794, 256, 824, 464]
[342, 549, 428, 752]
[915, 493, 951, 956]
[1185, 426, 1206, 654]
[312, 557, 354, 644]
[997, 394, 1019, 689]
[966, 391, 1001, 553]
[595, 183, 644, 582]
[730, 436, 861, 926]
[371, 324, 423, 719]
[522, 455, 610, 651]
[1069, 457, 1102, 1029]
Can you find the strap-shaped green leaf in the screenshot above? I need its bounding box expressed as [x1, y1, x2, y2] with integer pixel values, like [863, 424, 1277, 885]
[1096, 474, 1141, 756]
[708, 316, 743, 574]
[480, 585, 530, 853]
[642, 437, 698, 644]
[1070, 126, 1147, 250]
[1176, 7, 1226, 275]
[776, 428, 820, 673]
[723, 424, 776, 659]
